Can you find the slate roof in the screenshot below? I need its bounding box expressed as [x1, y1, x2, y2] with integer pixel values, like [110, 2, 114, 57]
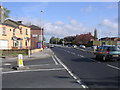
[29, 25, 43, 30]
[3, 19, 29, 28]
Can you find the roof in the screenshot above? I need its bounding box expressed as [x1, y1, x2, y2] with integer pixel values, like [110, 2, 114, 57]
[29, 25, 42, 30]
[3, 19, 30, 28]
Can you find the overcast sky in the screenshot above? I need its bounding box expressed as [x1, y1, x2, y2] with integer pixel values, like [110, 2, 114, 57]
[2, 2, 118, 42]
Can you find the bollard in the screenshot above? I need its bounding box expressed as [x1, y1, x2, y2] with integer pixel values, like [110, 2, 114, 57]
[18, 54, 24, 67]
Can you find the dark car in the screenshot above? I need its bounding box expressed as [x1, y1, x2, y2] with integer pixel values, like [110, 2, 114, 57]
[95, 45, 120, 61]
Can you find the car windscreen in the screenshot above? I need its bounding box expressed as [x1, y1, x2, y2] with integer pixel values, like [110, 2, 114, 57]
[107, 46, 120, 51]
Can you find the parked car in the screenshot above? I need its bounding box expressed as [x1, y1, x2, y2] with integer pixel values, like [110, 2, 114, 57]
[73, 45, 77, 48]
[95, 45, 120, 61]
[49, 45, 54, 48]
[79, 45, 86, 49]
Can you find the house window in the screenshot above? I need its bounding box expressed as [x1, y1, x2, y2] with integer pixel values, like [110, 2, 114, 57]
[25, 40, 28, 46]
[26, 29, 28, 35]
[2, 27, 6, 35]
[13, 29, 15, 36]
[13, 41, 18, 47]
[20, 30, 22, 34]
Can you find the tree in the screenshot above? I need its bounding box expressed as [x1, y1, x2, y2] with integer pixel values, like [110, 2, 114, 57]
[4, 7, 10, 19]
[49, 36, 55, 44]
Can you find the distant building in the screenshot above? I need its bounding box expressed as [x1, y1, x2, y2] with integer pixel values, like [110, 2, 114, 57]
[94, 28, 98, 39]
[29, 25, 44, 49]
[0, 19, 31, 49]
[93, 37, 120, 46]
[0, 6, 4, 23]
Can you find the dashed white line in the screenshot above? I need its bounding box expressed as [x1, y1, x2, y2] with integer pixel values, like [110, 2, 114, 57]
[80, 55, 84, 58]
[71, 52, 75, 55]
[54, 55, 88, 88]
[107, 64, 120, 70]
[52, 56, 59, 65]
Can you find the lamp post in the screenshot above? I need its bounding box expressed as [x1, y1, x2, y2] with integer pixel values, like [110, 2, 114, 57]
[109, 32, 111, 45]
[40, 10, 44, 49]
[98, 24, 102, 46]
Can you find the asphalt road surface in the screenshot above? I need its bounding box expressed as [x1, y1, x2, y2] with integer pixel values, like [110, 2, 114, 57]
[51, 46, 120, 88]
[2, 55, 82, 88]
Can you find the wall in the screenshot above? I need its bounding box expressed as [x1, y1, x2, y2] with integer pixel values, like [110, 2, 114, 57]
[31, 29, 43, 49]
[93, 40, 117, 46]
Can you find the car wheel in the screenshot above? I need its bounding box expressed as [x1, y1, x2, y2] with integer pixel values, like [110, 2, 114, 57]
[102, 56, 106, 61]
[95, 55, 98, 60]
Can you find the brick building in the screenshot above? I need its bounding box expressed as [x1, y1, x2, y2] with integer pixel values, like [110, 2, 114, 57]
[30, 25, 44, 49]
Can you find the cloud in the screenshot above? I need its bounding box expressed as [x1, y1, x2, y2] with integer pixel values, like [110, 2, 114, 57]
[101, 19, 118, 29]
[98, 19, 118, 38]
[10, 16, 118, 42]
[80, 5, 93, 12]
[11, 17, 88, 42]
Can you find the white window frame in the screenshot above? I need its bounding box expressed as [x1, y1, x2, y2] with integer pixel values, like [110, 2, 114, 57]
[26, 29, 28, 35]
[2, 27, 6, 35]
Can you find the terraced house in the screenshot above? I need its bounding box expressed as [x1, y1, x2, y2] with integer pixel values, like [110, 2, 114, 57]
[0, 19, 31, 49]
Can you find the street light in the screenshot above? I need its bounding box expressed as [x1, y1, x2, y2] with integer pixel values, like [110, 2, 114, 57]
[98, 24, 102, 46]
[40, 10, 44, 49]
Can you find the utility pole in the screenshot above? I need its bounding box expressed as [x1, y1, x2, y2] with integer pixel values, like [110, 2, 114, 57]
[40, 10, 44, 49]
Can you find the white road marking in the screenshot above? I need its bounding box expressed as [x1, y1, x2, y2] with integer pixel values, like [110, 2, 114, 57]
[107, 64, 120, 70]
[27, 64, 51, 67]
[80, 55, 84, 58]
[52, 56, 59, 65]
[3, 63, 12, 66]
[67, 51, 70, 53]
[0, 68, 2, 70]
[71, 52, 75, 55]
[2, 68, 65, 74]
[87, 58, 96, 62]
[54, 55, 88, 88]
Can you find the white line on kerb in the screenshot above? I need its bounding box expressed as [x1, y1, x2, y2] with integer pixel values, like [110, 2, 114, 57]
[107, 64, 120, 70]
[2, 68, 65, 74]
[52, 56, 59, 65]
[54, 55, 88, 88]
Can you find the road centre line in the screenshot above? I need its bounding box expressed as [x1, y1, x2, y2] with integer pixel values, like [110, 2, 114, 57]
[52, 56, 59, 65]
[107, 64, 120, 70]
[54, 55, 88, 88]
[2, 68, 65, 74]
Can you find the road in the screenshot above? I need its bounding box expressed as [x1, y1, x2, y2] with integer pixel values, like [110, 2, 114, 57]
[2, 51, 82, 88]
[51, 46, 120, 88]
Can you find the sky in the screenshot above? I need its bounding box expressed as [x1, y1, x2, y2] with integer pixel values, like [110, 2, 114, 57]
[2, 2, 118, 42]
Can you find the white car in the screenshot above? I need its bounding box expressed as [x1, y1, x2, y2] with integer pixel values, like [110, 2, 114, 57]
[73, 45, 77, 48]
[79, 45, 86, 49]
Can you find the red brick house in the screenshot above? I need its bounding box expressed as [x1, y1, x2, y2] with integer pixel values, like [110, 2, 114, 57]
[29, 25, 44, 49]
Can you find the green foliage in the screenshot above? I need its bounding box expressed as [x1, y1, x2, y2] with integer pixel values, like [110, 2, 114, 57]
[49, 36, 61, 44]
[4, 7, 10, 19]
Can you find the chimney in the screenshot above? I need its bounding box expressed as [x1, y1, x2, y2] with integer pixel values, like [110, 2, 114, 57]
[0, 6, 5, 23]
[17, 21, 22, 24]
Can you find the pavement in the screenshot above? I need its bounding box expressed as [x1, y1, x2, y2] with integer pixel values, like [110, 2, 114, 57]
[2, 48, 83, 88]
[2, 48, 53, 63]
